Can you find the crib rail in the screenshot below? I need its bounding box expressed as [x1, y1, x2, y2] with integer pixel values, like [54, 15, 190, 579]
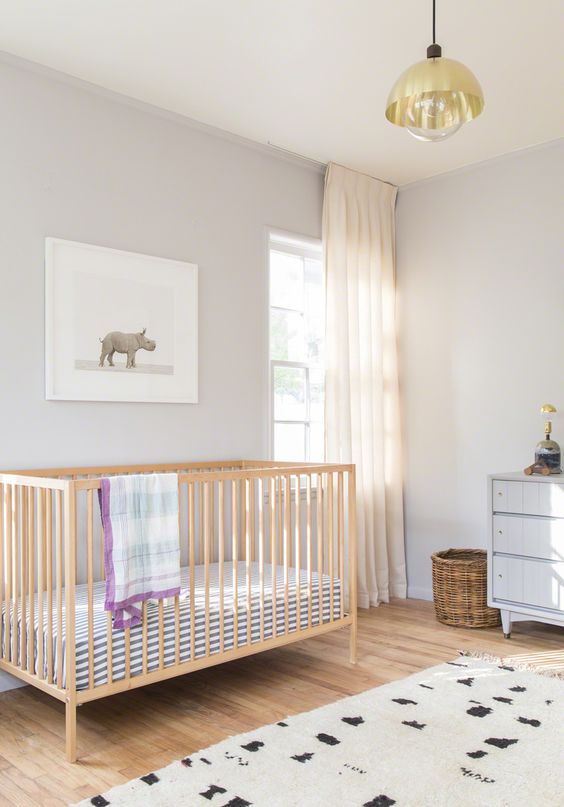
[0, 460, 357, 763]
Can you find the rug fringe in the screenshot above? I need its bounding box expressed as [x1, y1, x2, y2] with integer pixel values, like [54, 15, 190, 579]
[458, 649, 564, 680]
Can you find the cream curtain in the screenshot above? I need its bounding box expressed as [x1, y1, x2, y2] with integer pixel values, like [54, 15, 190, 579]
[323, 162, 406, 607]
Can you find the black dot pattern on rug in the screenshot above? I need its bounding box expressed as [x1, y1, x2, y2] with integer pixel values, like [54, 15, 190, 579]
[181, 757, 192, 767]
[277, 721, 288, 727]
[467, 705, 492, 718]
[342, 716, 365, 726]
[517, 716, 541, 727]
[200, 757, 212, 765]
[221, 798, 251, 807]
[402, 720, 425, 730]
[363, 795, 396, 807]
[457, 677, 475, 687]
[509, 686, 526, 693]
[419, 684, 434, 690]
[447, 662, 467, 668]
[484, 737, 519, 749]
[140, 773, 159, 786]
[392, 698, 417, 706]
[90, 797, 109, 807]
[467, 750, 488, 759]
[460, 767, 495, 784]
[224, 753, 249, 767]
[241, 741, 264, 752]
[546, 700, 553, 705]
[493, 696, 513, 704]
[317, 733, 340, 746]
[200, 784, 228, 800]
[292, 752, 314, 763]
[498, 665, 515, 671]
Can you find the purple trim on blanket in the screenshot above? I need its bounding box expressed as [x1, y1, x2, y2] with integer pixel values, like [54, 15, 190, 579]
[99, 477, 180, 630]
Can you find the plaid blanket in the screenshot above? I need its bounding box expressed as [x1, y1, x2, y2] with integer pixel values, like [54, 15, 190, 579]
[99, 473, 181, 629]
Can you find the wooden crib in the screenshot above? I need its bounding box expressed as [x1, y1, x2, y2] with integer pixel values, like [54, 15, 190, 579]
[0, 460, 357, 762]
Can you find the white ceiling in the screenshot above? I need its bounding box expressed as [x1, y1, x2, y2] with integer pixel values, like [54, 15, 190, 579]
[1, 1, 562, 185]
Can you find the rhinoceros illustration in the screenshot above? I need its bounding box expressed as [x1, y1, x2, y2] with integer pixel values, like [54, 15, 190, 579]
[98, 329, 157, 369]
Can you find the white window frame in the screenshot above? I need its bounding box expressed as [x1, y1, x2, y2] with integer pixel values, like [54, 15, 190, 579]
[267, 229, 324, 463]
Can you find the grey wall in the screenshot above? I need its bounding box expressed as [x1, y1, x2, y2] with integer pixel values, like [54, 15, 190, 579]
[0, 56, 323, 471]
[0, 55, 323, 690]
[397, 140, 564, 599]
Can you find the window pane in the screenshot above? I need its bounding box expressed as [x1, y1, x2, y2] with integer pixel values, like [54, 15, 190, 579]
[304, 258, 324, 363]
[270, 308, 306, 362]
[274, 422, 305, 462]
[270, 250, 304, 310]
[274, 366, 306, 421]
[309, 421, 324, 462]
[309, 367, 324, 423]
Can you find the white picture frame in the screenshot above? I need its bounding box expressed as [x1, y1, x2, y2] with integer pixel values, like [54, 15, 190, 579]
[45, 238, 198, 403]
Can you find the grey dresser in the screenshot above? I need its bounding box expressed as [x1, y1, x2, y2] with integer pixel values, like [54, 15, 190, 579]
[488, 472, 564, 637]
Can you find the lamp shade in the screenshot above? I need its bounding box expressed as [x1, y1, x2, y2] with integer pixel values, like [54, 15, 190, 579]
[385, 56, 484, 141]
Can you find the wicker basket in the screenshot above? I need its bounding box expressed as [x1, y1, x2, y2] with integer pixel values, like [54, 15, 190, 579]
[431, 548, 501, 628]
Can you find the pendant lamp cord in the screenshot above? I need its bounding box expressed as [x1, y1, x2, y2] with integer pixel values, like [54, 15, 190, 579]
[432, 0, 436, 44]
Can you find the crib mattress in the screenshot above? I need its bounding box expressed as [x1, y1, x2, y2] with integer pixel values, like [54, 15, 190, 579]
[1, 562, 341, 690]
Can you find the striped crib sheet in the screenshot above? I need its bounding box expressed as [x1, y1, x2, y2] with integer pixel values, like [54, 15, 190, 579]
[1, 562, 341, 690]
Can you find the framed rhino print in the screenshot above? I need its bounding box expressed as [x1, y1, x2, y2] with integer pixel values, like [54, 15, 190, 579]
[45, 238, 198, 403]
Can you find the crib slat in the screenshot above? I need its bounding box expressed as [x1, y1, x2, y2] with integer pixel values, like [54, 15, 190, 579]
[198, 483, 204, 566]
[13, 487, 21, 668]
[55, 490, 63, 688]
[258, 477, 264, 643]
[27, 488, 36, 674]
[174, 594, 180, 666]
[4, 486, 12, 663]
[64, 484, 77, 722]
[317, 473, 323, 622]
[189, 483, 196, 662]
[0, 485, 3, 662]
[306, 475, 312, 628]
[232, 480, 238, 649]
[204, 482, 210, 657]
[245, 478, 251, 647]
[46, 489, 53, 683]
[283, 476, 291, 634]
[338, 472, 345, 619]
[137, 601, 146, 675]
[86, 490, 94, 689]
[37, 490, 45, 681]
[210, 481, 215, 565]
[269, 477, 276, 639]
[20, 488, 27, 670]
[295, 474, 301, 633]
[218, 480, 225, 654]
[328, 473, 334, 622]
[158, 600, 164, 670]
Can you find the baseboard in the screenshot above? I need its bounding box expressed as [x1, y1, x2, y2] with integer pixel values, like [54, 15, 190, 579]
[407, 585, 433, 602]
[0, 670, 28, 693]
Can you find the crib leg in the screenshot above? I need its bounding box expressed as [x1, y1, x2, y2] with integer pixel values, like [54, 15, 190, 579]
[349, 620, 358, 665]
[65, 697, 77, 763]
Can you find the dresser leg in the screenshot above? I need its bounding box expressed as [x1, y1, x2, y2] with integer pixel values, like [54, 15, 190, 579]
[500, 609, 512, 639]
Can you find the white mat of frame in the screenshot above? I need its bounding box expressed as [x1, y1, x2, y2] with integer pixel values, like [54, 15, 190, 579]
[73, 654, 563, 807]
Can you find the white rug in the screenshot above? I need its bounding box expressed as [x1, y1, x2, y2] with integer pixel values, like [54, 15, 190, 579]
[74, 655, 563, 807]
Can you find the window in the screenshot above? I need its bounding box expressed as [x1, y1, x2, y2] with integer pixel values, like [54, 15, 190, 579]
[269, 230, 324, 462]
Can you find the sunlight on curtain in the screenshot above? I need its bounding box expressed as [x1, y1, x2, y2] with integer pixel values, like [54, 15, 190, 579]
[323, 162, 406, 607]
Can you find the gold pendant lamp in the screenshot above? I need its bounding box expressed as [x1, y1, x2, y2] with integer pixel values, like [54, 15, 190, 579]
[385, 0, 484, 142]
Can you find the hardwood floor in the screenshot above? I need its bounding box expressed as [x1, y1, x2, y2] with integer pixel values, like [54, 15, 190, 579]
[0, 599, 562, 806]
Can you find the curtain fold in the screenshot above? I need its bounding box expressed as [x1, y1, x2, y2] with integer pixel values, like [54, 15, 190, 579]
[323, 162, 406, 607]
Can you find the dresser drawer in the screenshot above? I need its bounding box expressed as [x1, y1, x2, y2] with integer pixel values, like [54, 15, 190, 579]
[493, 515, 564, 561]
[492, 555, 564, 612]
[492, 479, 564, 517]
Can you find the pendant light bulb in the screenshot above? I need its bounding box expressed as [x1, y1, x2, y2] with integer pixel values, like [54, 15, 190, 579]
[385, 2, 484, 142]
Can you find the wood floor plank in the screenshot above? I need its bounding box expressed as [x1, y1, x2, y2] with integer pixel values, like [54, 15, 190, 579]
[0, 599, 561, 805]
